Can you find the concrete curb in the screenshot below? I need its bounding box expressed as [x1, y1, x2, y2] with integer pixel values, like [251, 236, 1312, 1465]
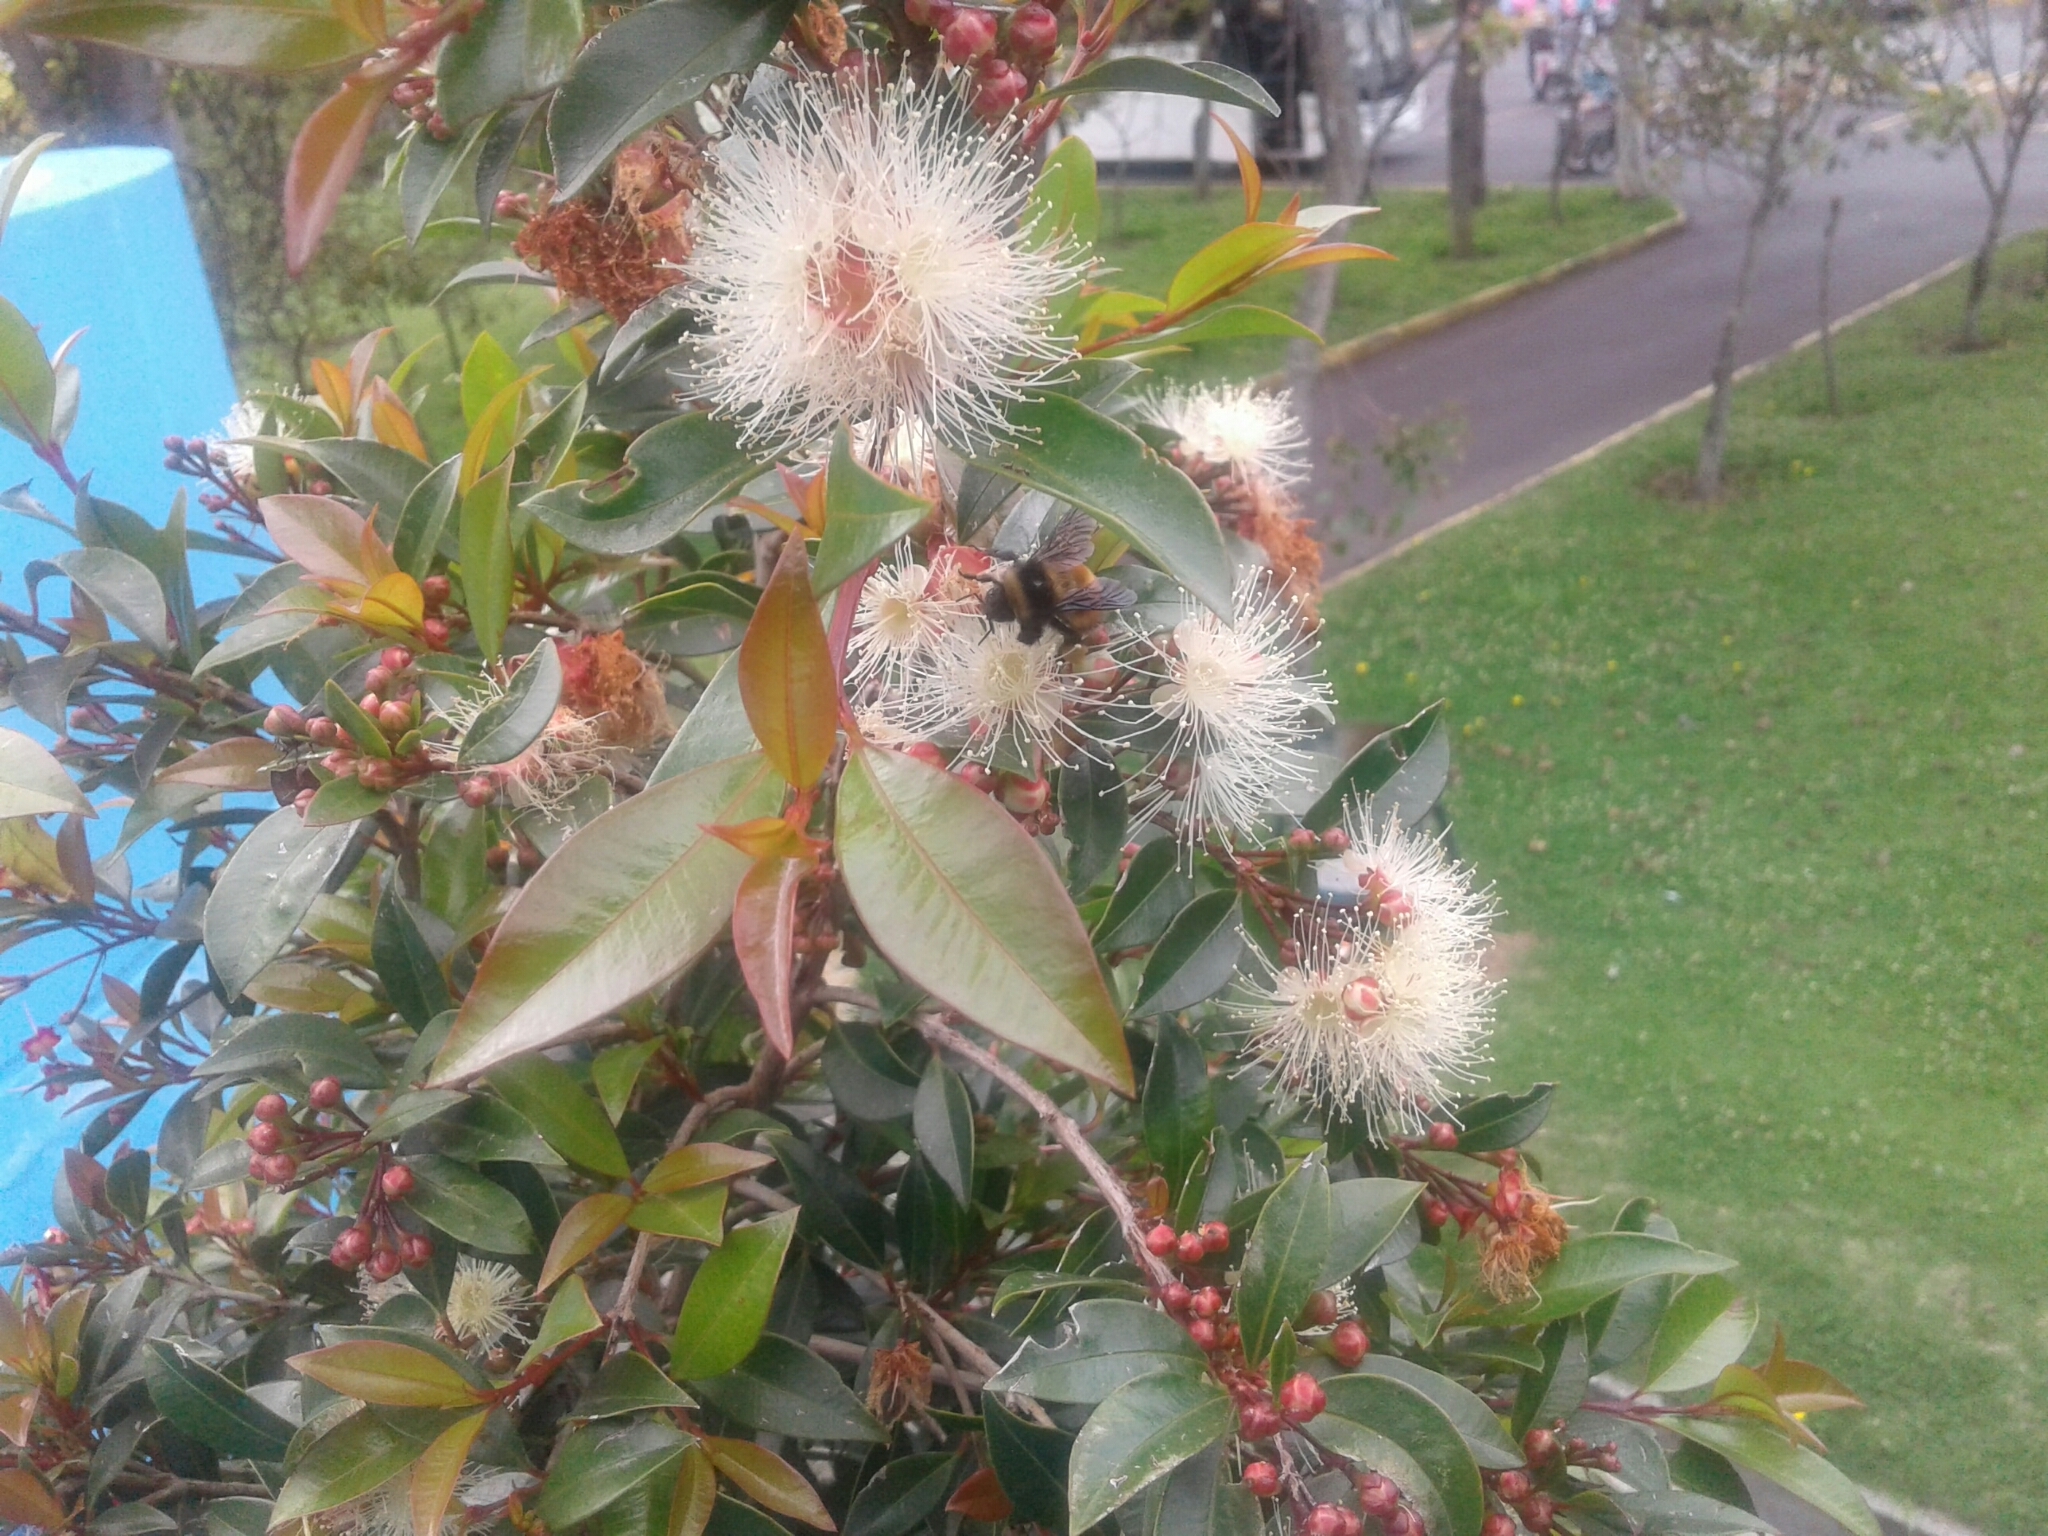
[1324, 247, 1975, 593]
[1314, 205, 1690, 374]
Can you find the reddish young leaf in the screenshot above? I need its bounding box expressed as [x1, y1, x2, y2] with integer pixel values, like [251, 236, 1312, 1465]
[946, 1468, 1012, 1523]
[736, 534, 839, 789]
[702, 1437, 834, 1529]
[732, 852, 805, 1059]
[538, 1192, 635, 1292]
[285, 75, 394, 276]
[0, 1467, 66, 1530]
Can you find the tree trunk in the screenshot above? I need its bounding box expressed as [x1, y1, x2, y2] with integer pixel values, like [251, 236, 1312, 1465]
[1548, 95, 1571, 220]
[1819, 195, 1842, 415]
[1696, 177, 1776, 500]
[1448, 0, 1487, 257]
[0, 33, 63, 127]
[76, 46, 176, 144]
[1612, 0, 1652, 198]
[1192, 8, 1216, 202]
[1291, 0, 1367, 380]
[1960, 161, 2018, 347]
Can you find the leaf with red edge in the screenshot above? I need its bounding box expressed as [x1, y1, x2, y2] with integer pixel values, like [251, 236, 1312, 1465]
[732, 852, 805, 1060]
[285, 74, 394, 276]
[260, 494, 395, 586]
[538, 1192, 635, 1292]
[0, 1467, 66, 1530]
[702, 1438, 834, 1529]
[1758, 1328, 1863, 1415]
[410, 1409, 489, 1536]
[737, 535, 838, 789]
[1257, 242, 1396, 277]
[946, 1468, 1012, 1523]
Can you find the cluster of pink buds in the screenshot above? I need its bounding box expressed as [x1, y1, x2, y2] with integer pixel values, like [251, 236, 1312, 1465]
[904, 0, 1064, 121]
[329, 1158, 434, 1280]
[393, 73, 451, 140]
[244, 1079, 362, 1187]
[268, 646, 440, 807]
[162, 433, 273, 514]
[1484, 1425, 1621, 1534]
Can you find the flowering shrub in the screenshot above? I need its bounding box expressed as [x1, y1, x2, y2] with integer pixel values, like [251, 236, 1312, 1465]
[0, 6, 1878, 1536]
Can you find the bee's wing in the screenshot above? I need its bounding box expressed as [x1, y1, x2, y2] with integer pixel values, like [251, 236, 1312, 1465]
[1058, 576, 1138, 613]
[1036, 510, 1100, 566]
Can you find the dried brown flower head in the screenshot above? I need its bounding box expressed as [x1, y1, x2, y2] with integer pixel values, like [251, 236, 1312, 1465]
[865, 1338, 933, 1425]
[513, 134, 703, 321]
[556, 631, 669, 748]
[788, 0, 849, 65]
[1479, 1192, 1569, 1303]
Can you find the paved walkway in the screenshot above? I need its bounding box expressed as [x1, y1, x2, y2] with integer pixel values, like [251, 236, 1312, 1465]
[1301, 64, 2048, 573]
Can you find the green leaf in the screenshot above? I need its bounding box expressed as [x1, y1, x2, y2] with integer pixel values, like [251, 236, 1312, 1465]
[894, 1154, 965, 1295]
[1067, 1370, 1234, 1533]
[1060, 750, 1127, 895]
[738, 532, 838, 789]
[195, 606, 320, 676]
[271, 1407, 461, 1525]
[1631, 1275, 1759, 1395]
[986, 1299, 1206, 1405]
[577, 1351, 696, 1420]
[1121, 1445, 1262, 1536]
[457, 640, 562, 770]
[403, 1154, 537, 1253]
[1667, 1442, 1758, 1515]
[688, 1334, 886, 1443]
[0, 134, 61, 248]
[912, 1054, 976, 1205]
[1480, 1234, 1737, 1327]
[671, 1208, 798, 1380]
[434, 753, 780, 1082]
[813, 428, 931, 591]
[54, 547, 170, 652]
[651, 649, 757, 784]
[1031, 55, 1278, 116]
[302, 774, 391, 828]
[549, 0, 800, 195]
[196, 1012, 385, 1088]
[591, 1039, 660, 1123]
[1028, 136, 1100, 248]
[971, 394, 1232, 619]
[489, 1054, 629, 1178]
[26, 0, 368, 68]
[770, 1134, 890, 1269]
[1666, 1420, 1877, 1536]
[844, 1453, 956, 1536]
[0, 296, 53, 446]
[1132, 890, 1243, 1016]
[203, 807, 358, 999]
[373, 889, 453, 1030]
[702, 1439, 832, 1530]
[642, 1141, 776, 1195]
[1447, 1083, 1554, 1154]
[325, 676, 393, 760]
[1318, 1374, 1485, 1536]
[1351, 1358, 1522, 1471]
[520, 1275, 603, 1368]
[628, 1184, 727, 1241]
[1097, 305, 1320, 356]
[294, 437, 430, 521]
[437, 0, 581, 125]
[394, 455, 461, 579]
[1236, 1158, 1330, 1364]
[985, 1395, 1072, 1531]
[819, 1023, 919, 1122]
[1512, 1319, 1588, 1440]
[0, 727, 92, 819]
[1143, 1018, 1213, 1201]
[838, 746, 1132, 1092]
[538, 1420, 690, 1530]
[1318, 1179, 1423, 1285]
[1605, 1490, 1780, 1535]
[1303, 704, 1448, 838]
[289, 1340, 483, 1408]
[527, 412, 761, 554]
[459, 460, 514, 662]
[143, 1342, 294, 1461]
[1167, 224, 1305, 313]
[1094, 837, 1194, 952]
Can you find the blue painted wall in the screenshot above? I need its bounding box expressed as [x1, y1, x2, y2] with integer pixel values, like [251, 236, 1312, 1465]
[0, 146, 241, 1253]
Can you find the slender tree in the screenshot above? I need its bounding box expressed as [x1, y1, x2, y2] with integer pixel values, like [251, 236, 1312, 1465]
[1447, 0, 1489, 256]
[1291, 0, 1367, 381]
[1611, 0, 1654, 196]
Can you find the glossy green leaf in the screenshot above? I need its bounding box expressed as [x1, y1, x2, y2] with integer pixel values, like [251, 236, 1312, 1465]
[537, 1419, 690, 1530]
[1028, 136, 1100, 248]
[459, 460, 514, 662]
[813, 427, 931, 591]
[1446, 1082, 1555, 1154]
[1512, 1318, 1588, 1440]
[1094, 838, 1194, 952]
[1480, 1234, 1736, 1327]
[372, 889, 453, 1030]
[394, 455, 461, 579]
[1032, 55, 1278, 116]
[54, 547, 170, 652]
[271, 1407, 462, 1525]
[324, 676, 392, 760]
[1143, 1018, 1213, 1200]
[437, 0, 582, 125]
[458, 639, 562, 767]
[0, 727, 92, 819]
[628, 1184, 727, 1241]
[592, 1039, 660, 1123]
[1236, 1158, 1329, 1364]
[549, 0, 800, 195]
[302, 775, 391, 828]
[0, 296, 52, 446]
[143, 1342, 294, 1461]
[688, 1334, 885, 1443]
[294, 437, 430, 521]
[403, 1154, 536, 1253]
[845, 1453, 955, 1536]
[203, 806, 358, 999]
[489, 1054, 629, 1178]
[642, 1141, 775, 1195]
[912, 1054, 976, 1205]
[1304, 704, 1448, 839]
[1167, 224, 1305, 313]
[703, 1438, 832, 1530]
[1067, 1370, 1234, 1533]
[196, 1011, 385, 1088]
[652, 649, 756, 783]
[289, 1340, 483, 1408]
[1318, 1179, 1423, 1285]
[894, 1153, 965, 1294]
[818, 1023, 919, 1122]
[27, 0, 368, 68]
[985, 1394, 1073, 1531]
[838, 747, 1132, 1092]
[1351, 1358, 1522, 1471]
[520, 1275, 603, 1368]
[1634, 1275, 1759, 1396]
[770, 1134, 890, 1269]
[671, 1207, 797, 1380]
[1060, 750, 1127, 895]
[1132, 890, 1243, 1015]
[1319, 1373, 1485, 1536]
[1604, 1490, 1780, 1535]
[986, 1299, 1206, 1405]
[970, 393, 1231, 619]
[577, 1351, 696, 1420]
[527, 413, 760, 555]
[433, 752, 779, 1082]
[1667, 1420, 1877, 1536]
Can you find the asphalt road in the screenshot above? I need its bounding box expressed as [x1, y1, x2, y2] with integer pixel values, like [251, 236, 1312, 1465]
[1299, 50, 2048, 572]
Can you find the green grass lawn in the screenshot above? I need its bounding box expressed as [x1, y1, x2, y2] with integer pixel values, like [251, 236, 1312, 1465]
[1097, 183, 1676, 377]
[1318, 251, 2048, 1534]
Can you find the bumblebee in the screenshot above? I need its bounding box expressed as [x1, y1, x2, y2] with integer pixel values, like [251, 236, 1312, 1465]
[979, 512, 1138, 645]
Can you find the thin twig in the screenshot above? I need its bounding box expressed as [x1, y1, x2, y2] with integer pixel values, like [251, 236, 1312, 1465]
[900, 1290, 1054, 1428]
[917, 1307, 978, 1415]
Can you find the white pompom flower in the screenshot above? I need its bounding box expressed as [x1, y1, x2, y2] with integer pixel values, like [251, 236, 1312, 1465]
[1138, 383, 1310, 490]
[1133, 574, 1334, 844]
[686, 77, 1081, 454]
[847, 554, 975, 694]
[443, 1256, 531, 1353]
[932, 626, 1090, 764]
[1333, 797, 1496, 954]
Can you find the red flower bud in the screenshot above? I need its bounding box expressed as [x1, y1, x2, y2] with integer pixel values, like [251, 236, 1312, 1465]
[1427, 1121, 1459, 1150]
[1300, 1289, 1339, 1328]
[1009, 1, 1059, 62]
[1330, 1319, 1370, 1367]
[367, 1247, 403, 1281]
[380, 1164, 416, 1199]
[1278, 1371, 1325, 1420]
[254, 1093, 291, 1123]
[1496, 1471, 1532, 1503]
[1305, 1504, 1344, 1536]
[1162, 1282, 1192, 1313]
[400, 1232, 434, 1268]
[1199, 1220, 1230, 1253]
[1243, 1463, 1279, 1499]
[1176, 1229, 1208, 1266]
[381, 646, 414, 672]
[247, 1122, 283, 1155]
[943, 7, 998, 62]
[309, 1076, 343, 1109]
[1192, 1286, 1224, 1319]
[1145, 1223, 1179, 1257]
